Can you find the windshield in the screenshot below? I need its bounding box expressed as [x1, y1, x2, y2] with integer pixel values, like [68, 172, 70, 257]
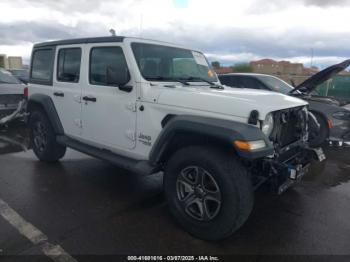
[255, 75, 294, 94]
[0, 69, 21, 84]
[131, 43, 217, 83]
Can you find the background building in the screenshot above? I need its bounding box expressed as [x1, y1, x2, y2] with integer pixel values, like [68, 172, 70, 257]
[250, 59, 303, 75]
[0, 54, 23, 69]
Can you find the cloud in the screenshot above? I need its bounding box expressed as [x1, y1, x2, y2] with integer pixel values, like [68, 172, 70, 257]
[0, 21, 108, 44]
[1, 0, 350, 68]
[302, 0, 350, 6]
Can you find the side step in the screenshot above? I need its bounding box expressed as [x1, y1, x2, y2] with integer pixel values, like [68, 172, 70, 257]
[56, 135, 158, 176]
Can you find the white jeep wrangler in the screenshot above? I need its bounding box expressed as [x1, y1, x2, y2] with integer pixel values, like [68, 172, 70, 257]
[26, 36, 324, 241]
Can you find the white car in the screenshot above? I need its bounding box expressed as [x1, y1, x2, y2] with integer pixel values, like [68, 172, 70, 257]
[26, 36, 324, 241]
[0, 68, 26, 125]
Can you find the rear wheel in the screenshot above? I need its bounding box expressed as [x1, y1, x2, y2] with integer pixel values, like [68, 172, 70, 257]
[29, 110, 66, 162]
[164, 146, 254, 241]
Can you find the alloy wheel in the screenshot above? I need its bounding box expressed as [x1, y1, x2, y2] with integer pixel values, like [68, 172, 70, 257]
[176, 166, 222, 221]
[33, 121, 47, 153]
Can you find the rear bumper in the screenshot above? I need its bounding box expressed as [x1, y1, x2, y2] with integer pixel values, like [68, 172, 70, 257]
[329, 118, 350, 144]
[0, 100, 27, 125]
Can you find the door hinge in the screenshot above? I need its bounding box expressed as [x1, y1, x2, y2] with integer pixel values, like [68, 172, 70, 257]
[126, 102, 137, 112]
[126, 130, 136, 141]
[74, 119, 83, 128]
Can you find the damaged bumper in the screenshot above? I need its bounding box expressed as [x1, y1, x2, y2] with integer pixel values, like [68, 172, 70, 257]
[0, 100, 27, 126]
[259, 142, 326, 194]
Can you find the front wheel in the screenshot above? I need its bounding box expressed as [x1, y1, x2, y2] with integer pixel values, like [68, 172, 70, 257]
[164, 146, 254, 241]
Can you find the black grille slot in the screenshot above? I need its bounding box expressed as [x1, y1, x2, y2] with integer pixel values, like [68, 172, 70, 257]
[270, 107, 306, 148]
[279, 113, 299, 147]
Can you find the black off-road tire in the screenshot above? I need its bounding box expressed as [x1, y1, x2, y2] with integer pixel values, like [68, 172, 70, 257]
[309, 113, 328, 148]
[164, 146, 254, 241]
[29, 110, 66, 162]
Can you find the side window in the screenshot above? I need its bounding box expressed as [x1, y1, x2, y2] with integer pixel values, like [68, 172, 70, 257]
[57, 48, 82, 83]
[89, 47, 129, 86]
[240, 77, 265, 89]
[31, 49, 54, 84]
[219, 76, 241, 87]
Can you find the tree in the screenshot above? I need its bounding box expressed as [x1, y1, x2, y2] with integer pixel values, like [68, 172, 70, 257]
[211, 61, 221, 69]
[232, 63, 253, 73]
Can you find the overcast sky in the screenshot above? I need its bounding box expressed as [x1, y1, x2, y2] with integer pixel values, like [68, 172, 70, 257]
[1, 0, 350, 68]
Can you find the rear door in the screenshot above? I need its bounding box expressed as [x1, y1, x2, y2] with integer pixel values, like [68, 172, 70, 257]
[80, 44, 137, 151]
[52, 46, 83, 139]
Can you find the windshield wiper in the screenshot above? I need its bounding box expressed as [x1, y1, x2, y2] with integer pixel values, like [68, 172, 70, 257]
[146, 76, 190, 86]
[182, 76, 224, 89]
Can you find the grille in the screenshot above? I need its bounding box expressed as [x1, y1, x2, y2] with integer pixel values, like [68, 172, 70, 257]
[270, 107, 307, 148]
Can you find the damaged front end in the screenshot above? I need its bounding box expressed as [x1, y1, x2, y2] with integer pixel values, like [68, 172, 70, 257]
[253, 106, 326, 194]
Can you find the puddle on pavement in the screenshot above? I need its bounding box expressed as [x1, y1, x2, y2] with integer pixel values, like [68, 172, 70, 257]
[0, 122, 30, 155]
[304, 147, 350, 188]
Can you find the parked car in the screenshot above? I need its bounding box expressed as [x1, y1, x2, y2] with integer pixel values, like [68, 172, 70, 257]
[219, 60, 350, 146]
[9, 69, 30, 84]
[26, 36, 324, 241]
[0, 68, 26, 125]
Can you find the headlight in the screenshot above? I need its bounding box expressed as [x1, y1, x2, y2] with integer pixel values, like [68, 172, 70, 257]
[262, 113, 274, 137]
[332, 111, 350, 120]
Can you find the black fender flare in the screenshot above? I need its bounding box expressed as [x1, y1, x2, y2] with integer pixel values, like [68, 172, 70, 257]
[149, 115, 274, 165]
[27, 94, 64, 135]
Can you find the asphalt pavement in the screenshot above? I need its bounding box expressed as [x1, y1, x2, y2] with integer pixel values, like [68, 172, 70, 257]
[0, 124, 350, 261]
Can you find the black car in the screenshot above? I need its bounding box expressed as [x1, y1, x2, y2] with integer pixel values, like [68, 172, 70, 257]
[219, 60, 350, 147]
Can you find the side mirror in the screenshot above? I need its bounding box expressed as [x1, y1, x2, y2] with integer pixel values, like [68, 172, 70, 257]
[106, 66, 132, 92]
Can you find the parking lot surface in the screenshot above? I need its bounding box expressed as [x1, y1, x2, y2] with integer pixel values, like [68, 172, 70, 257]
[0, 125, 350, 260]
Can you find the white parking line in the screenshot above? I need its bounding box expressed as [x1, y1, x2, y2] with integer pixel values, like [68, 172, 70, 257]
[0, 198, 77, 262]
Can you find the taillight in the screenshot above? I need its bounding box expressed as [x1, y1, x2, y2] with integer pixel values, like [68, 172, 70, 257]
[327, 118, 333, 129]
[24, 87, 28, 98]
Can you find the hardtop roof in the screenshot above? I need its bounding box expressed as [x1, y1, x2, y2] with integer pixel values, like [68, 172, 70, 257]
[33, 36, 190, 50]
[34, 36, 125, 48]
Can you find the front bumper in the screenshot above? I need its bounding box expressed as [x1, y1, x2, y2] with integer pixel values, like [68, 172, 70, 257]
[258, 142, 325, 194]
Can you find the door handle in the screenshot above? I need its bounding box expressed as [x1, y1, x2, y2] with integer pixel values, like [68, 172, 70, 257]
[53, 91, 64, 97]
[82, 96, 97, 102]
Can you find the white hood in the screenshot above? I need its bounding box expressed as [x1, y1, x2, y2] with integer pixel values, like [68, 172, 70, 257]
[157, 86, 308, 120]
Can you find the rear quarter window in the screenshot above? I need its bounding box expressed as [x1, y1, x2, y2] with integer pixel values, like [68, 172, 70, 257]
[30, 48, 55, 85]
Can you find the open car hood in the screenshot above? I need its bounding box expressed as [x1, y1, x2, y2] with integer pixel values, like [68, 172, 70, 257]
[289, 59, 350, 94]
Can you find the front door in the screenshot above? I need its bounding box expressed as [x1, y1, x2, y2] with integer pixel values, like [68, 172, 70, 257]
[81, 44, 137, 150]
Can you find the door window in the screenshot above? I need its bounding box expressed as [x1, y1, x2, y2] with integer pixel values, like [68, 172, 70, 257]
[219, 75, 241, 88]
[57, 48, 82, 83]
[89, 47, 129, 86]
[240, 77, 266, 89]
